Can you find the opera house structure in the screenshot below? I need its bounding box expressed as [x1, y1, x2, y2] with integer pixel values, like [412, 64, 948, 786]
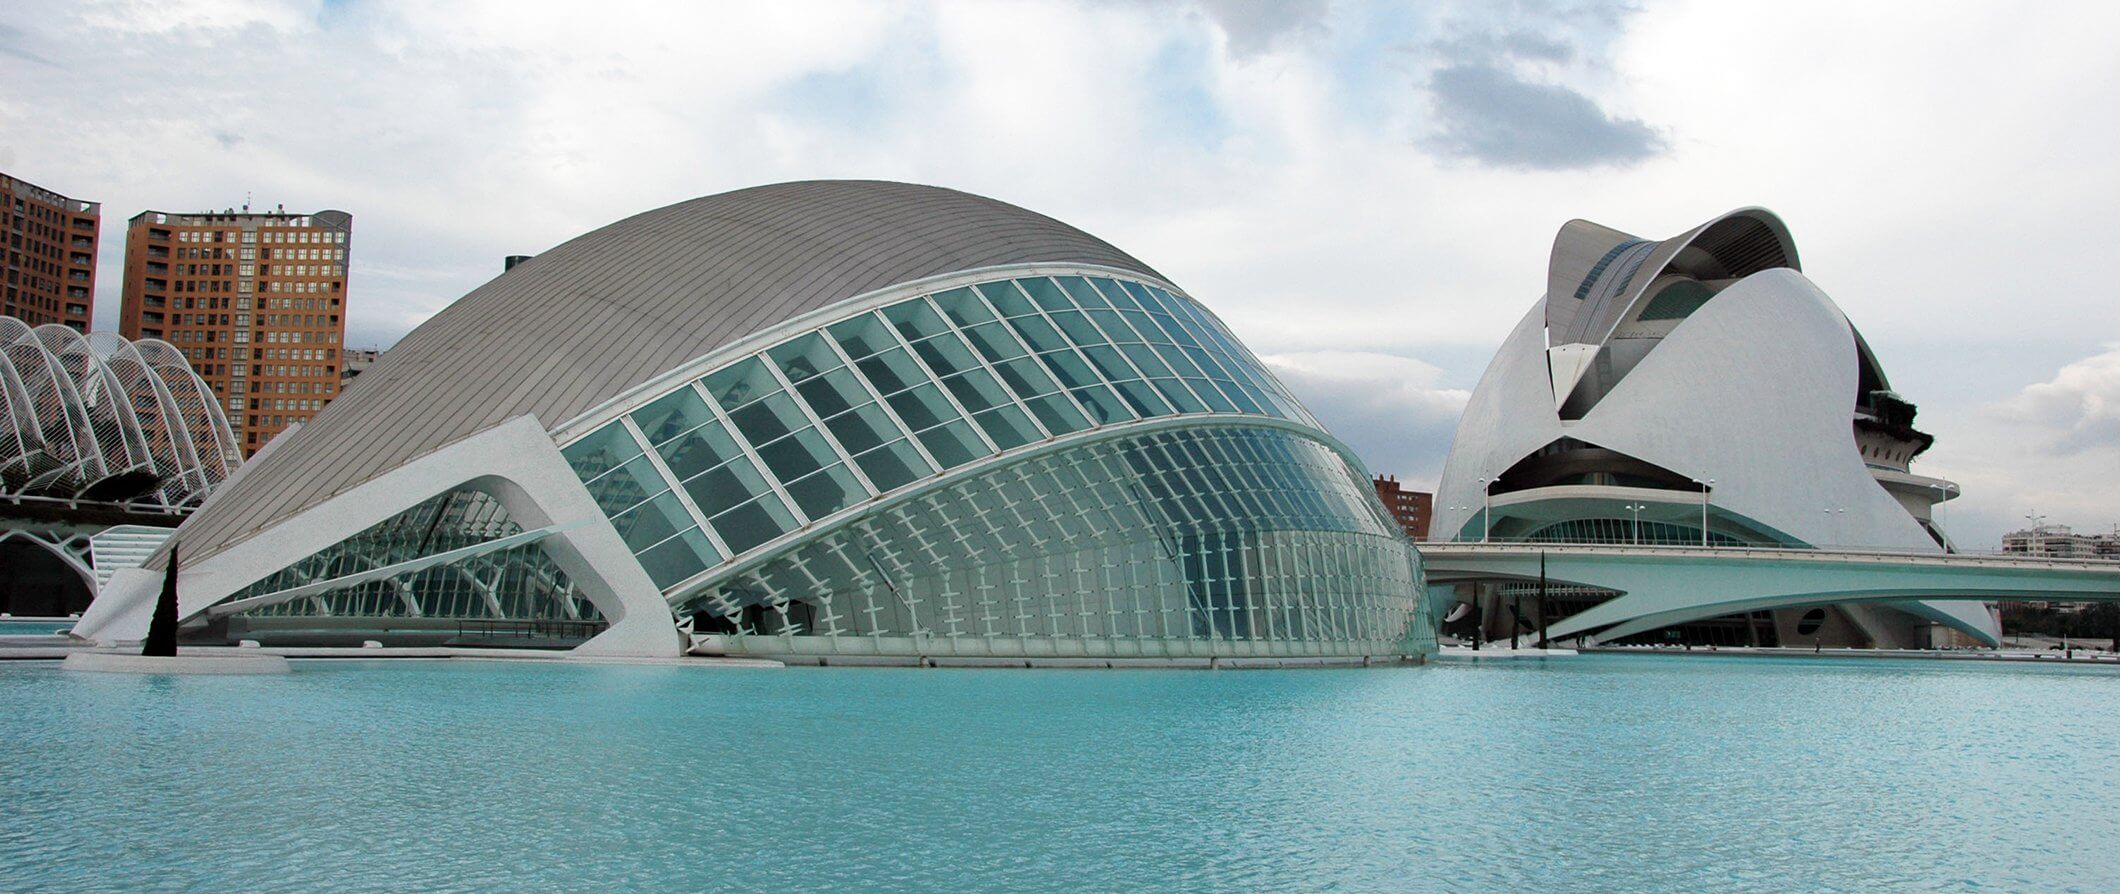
[71, 181, 1433, 663]
[1431, 208, 1997, 648]
[1, 318, 241, 615]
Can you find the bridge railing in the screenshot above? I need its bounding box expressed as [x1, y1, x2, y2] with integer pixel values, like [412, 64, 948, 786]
[1424, 539, 2120, 565]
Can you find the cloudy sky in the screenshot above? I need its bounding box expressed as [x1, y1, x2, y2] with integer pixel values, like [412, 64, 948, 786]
[4, 0, 2117, 548]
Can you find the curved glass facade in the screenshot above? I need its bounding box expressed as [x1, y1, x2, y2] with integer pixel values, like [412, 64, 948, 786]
[544, 269, 1427, 660]
[560, 272, 1324, 596]
[686, 425, 1429, 660]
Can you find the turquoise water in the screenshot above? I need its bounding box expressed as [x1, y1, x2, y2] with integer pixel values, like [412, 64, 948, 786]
[0, 620, 73, 635]
[2, 654, 2115, 893]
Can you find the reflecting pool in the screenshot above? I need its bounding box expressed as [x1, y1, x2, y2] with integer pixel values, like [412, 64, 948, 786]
[2, 654, 2115, 893]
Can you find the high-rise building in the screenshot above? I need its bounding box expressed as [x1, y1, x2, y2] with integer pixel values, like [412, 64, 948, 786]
[1372, 474, 1433, 540]
[118, 207, 352, 455]
[2, 171, 100, 331]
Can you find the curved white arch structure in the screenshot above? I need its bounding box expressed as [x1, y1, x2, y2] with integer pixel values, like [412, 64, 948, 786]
[0, 317, 238, 507]
[1436, 208, 1995, 647]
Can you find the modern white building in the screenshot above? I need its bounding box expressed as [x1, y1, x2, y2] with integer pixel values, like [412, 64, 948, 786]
[72, 181, 1432, 663]
[1, 317, 240, 615]
[1432, 208, 1996, 648]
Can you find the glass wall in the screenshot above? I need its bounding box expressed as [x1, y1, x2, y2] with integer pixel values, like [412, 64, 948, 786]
[222, 488, 602, 625]
[562, 272, 1328, 597]
[680, 426, 1430, 659]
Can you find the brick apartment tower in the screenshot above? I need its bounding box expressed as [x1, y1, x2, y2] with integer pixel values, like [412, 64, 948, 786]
[118, 207, 352, 455]
[1372, 474, 1433, 541]
[2, 171, 100, 331]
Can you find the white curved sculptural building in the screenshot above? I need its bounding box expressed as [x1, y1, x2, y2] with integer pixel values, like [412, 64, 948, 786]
[1, 317, 241, 616]
[1433, 208, 1996, 648]
[1, 317, 238, 507]
[73, 181, 1431, 663]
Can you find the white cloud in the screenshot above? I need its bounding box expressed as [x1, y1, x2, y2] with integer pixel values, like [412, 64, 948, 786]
[1995, 344, 2120, 454]
[1, 0, 2117, 535]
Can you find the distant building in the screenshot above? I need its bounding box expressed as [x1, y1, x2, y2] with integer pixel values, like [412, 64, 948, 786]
[340, 347, 381, 385]
[2001, 524, 2117, 560]
[118, 207, 352, 455]
[1432, 207, 1994, 649]
[1373, 474, 1432, 540]
[1, 172, 100, 332]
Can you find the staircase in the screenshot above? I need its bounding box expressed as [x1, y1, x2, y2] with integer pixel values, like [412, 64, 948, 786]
[88, 525, 176, 590]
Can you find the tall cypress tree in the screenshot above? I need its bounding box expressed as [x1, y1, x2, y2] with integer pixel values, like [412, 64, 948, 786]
[142, 543, 179, 658]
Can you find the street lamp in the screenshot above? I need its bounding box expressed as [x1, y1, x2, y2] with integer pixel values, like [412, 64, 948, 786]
[1623, 502, 1647, 545]
[1475, 476, 1493, 543]
[1929, 480, 1953, 547]
[2024, 512, 2046, 558]
[1692, 478, 1716, 547]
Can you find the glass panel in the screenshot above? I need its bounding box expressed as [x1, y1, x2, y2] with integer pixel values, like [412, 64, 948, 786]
[931, 287, 995, 326]
[854, 439, 931, 492]
[1125, 308, 1171, 344]
[586, 455, 664, 516]
[1016, 277, 1074, 312]
[1070, 384, 1133, 424]
[1086, 277, 1135, 309]
[972, 405, 1039, 450]
[794, 367, 868, 419]
[1119, 343, 1174, 377]
[886, 384, 957, 432]
[1006, 314, 1070, 353]
[1150, 378, 1208, 414]
[1081, 344, 1137, 381]
[826, 313, 896, 360]
[823, 402, 900, 455]
[1086, 308, 1140, 342]
[1113, 379, 1173, 417]
[976, 280, 1035, 317]
[562, 423, 641, 480]
[710, 497, 798, 555]
[702, 357, 778, 410]
[882, 299, 950, 341]
[1056, 275, 1108, 308]
[1039, 350, 1098, 388]
[610, 492, 692, 552]
[754, 427, 835, 483]
[963, 322, 1028, 362]
[940, 368, 1009, 413]
[1213, 379, 1263, 415]
[916, 420, 985, 470]
[729, 392, 805, 443]
[1047, 310, 1106, 347]
[854, 348, 926, 396]
[908, 333, 978, 378]
[991, 357, 1061, 398]
[683, 457, 772, 518]
[1023, 394, 1088, 435]
[657, 418, 741, 480]
[1117, 279, 1158, 311]
[635, 528, 720, 590]
[1155, 343, 1204, 377]
[784, 463, 865, 519]
[766, 333, 840, 382]
[632, 387, 715, 446]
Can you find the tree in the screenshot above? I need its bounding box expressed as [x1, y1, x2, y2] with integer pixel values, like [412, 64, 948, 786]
[142, 543, 179, 658]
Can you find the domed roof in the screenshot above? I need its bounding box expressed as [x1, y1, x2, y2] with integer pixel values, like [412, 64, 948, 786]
[174, 180, 1161, 563]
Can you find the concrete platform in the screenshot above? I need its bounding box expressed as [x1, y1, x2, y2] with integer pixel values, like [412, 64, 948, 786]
[61, 651, 292, 674]
[1436, 646, 1579, 660]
